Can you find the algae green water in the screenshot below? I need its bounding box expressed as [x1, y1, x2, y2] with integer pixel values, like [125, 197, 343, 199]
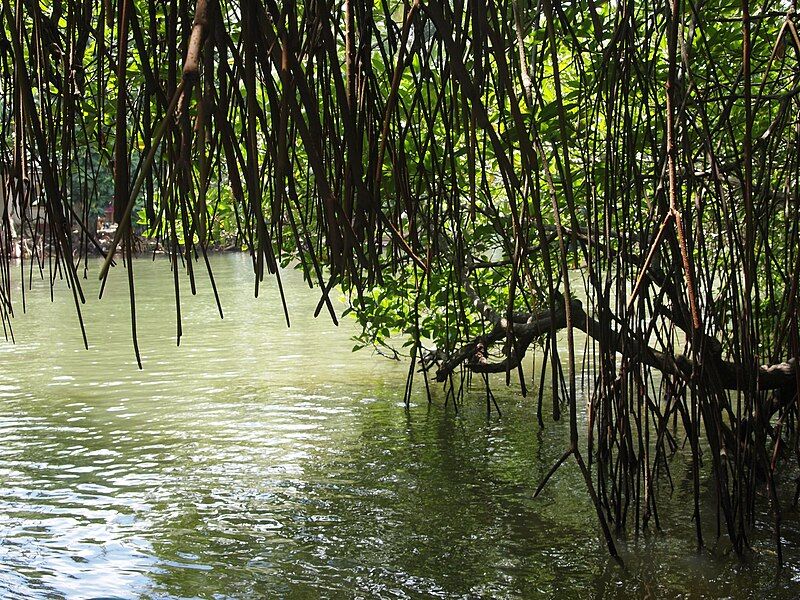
[0, 254, 797, 598]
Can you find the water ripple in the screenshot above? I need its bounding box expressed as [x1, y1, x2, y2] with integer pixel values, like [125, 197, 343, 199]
[0, 255, 797, 599]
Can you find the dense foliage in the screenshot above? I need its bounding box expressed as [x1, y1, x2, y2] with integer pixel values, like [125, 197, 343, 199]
[1, 0, 799, 563]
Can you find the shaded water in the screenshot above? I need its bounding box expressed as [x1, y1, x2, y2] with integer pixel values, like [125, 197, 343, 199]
[0, 254, 798, 598]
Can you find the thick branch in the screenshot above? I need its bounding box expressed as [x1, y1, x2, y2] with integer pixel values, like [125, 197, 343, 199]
[437, 297, 797, 392]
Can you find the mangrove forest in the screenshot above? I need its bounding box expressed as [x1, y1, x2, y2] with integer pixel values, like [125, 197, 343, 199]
[1, 0, 799, 596]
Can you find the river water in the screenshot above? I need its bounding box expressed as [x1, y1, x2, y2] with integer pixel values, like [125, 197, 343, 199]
[0, 253, 797, 598]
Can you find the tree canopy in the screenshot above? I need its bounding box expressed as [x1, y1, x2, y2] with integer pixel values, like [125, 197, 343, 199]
[1, 0, 799, 563]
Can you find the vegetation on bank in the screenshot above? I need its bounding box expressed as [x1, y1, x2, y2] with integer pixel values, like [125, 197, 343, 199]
[1, 0, 799, 564]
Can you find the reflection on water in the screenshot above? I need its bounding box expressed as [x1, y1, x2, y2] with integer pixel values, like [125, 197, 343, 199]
[0, 254, 798, 598]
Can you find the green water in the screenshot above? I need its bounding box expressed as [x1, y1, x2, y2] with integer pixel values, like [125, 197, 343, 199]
[0, 254, 797, 598]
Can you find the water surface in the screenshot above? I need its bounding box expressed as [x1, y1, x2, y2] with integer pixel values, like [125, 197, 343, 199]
[0, 254, 798, 598]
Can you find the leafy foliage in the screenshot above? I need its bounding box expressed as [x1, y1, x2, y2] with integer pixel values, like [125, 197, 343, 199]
[2, 0, 800, 563]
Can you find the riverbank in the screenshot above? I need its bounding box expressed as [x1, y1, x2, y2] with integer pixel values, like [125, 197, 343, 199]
[3, 226, 241, 260]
